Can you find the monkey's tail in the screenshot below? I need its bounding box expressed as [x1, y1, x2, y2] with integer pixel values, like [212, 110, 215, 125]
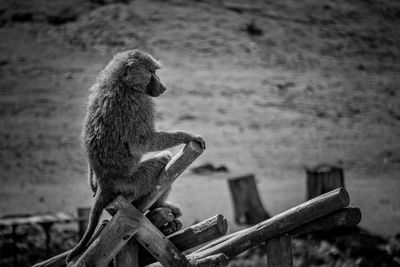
[66, 190, 113, 263]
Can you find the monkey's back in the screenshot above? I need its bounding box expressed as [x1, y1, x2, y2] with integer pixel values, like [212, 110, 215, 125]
[83, 83, 155, 180]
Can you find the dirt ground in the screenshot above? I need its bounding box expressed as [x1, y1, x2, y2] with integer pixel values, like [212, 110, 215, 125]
[0, 0, 400, 241]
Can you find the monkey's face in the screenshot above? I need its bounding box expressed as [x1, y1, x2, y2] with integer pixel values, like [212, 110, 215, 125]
[120, 50, 167, 97]
[145, 72, 167, 97]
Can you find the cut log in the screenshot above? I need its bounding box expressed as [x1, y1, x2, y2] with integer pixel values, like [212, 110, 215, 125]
[194, 207, 361, 254]
[266, 235, 293, 267]
[189, 188, 349, 260]
[289, 207, 361, 237]
[306, 164, 345, 200]
[139, 214, 228, 266]
[228, 174, 270, 225]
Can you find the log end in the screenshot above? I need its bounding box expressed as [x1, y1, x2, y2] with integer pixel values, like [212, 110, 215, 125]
[216, 214, 228, 235]
[185, 140, 205, 155]
[344, 207, 362, 226]
[338, 187, 350, 207]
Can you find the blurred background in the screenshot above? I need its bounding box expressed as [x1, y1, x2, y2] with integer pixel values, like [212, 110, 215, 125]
[0, 0, 399, 266]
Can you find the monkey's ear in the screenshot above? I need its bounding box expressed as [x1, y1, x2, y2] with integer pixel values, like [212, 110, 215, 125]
[146, 74, 167, 97]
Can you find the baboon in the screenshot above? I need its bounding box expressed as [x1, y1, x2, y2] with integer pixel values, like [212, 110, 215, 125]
[66, 50, 205, 262]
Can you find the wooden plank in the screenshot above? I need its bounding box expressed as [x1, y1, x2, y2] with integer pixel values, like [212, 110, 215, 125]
[70, 208, 141, 267]
[189, 188, 349, 260]
[71, 197, 190, 267]
[139, 214, 228, 266]
[266, 235, 293, 267]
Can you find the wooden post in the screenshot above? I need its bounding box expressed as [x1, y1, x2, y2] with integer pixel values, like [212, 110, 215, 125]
[266, 235, 293, 267]
[77, 207, 91, 239]
[306, 164, 345, 200]
[189, 188, 349, 260]
[228, 174, 270, 225]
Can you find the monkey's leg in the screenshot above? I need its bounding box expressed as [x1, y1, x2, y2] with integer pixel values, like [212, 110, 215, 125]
[114, 151, 172, 198]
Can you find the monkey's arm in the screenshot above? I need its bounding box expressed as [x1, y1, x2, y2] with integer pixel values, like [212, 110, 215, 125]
[143, 131, 205, 152]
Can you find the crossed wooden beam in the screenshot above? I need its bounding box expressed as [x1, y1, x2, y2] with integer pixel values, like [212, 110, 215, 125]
[34, 141, 361, 267]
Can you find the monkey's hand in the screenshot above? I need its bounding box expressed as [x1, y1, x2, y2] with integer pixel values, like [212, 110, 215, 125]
[188, 134, 206, 149]
[146, 207, 183, 236]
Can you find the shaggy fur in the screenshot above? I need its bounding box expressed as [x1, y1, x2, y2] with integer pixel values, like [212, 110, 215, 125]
[66, 50, 205, 262]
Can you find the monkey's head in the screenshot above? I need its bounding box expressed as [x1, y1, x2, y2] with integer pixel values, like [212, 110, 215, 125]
[102, 50, 167, 97]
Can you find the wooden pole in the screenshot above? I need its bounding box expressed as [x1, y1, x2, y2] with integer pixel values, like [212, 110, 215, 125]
[194, 207, 361, 255]
[228, 174, 270, 225]
[139, 214, 228, 266]
[289, 207, 361, 237]
[266, 235, 293, 267]
[189, 188, 349, 260]
[306, 164, 345, 200]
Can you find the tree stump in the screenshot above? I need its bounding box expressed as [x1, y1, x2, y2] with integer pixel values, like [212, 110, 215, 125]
[306, 164, 345, 200]
[228, 174, 270, 225]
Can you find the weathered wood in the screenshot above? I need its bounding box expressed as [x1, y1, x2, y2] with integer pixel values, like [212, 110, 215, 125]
[266, 235, 293, 267]
[189, 188, 349, 260]
[107, 141, 204, 215]
[77, 207, 91, 239]
[33, 220, 109, 267]
[114, 238, 138, 267]
[306, 164, 345, 200]
[70, 207, 142, 267]
[289, 207, 361, 237]
[194, 207, 361, 255]
[70, 196, 190, 267]
[228, 174, 270, 225]
[139, 214, 228, 266]
[131, 206, 191, 267]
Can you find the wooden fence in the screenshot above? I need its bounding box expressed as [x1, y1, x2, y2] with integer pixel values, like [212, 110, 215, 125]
[34, 142, 361, 267]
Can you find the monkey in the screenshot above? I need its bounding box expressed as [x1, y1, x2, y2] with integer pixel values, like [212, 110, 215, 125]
[66, 50, 205, 262]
